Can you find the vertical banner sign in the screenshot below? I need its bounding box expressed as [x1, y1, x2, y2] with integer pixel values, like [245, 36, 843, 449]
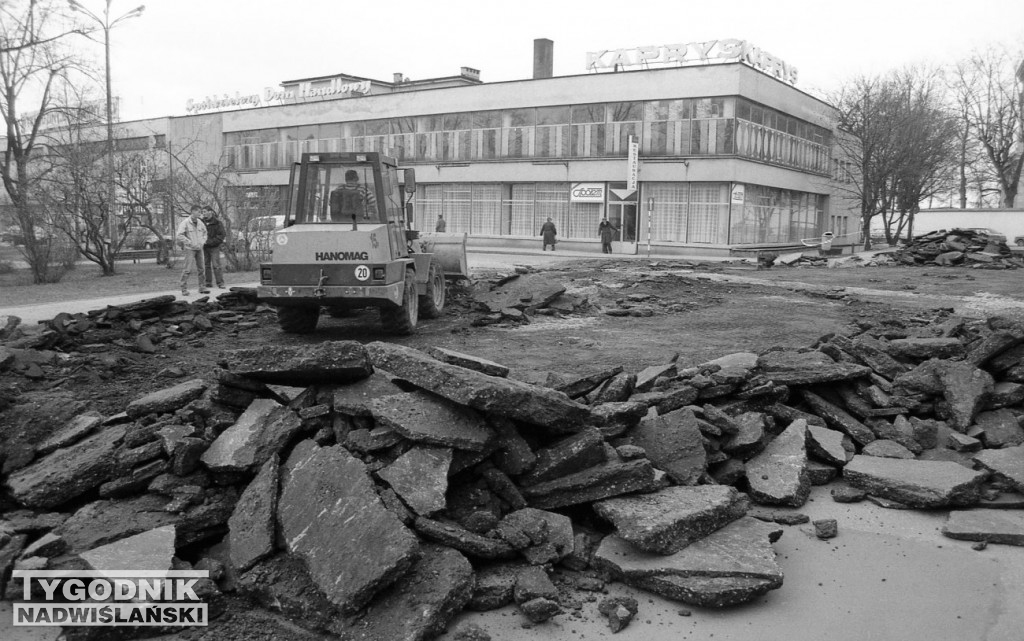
[647, 197, 653, 257]
[627, 138, 639, 192]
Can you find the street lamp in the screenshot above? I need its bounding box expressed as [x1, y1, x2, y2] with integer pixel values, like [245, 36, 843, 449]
[67, 0, 145, 253]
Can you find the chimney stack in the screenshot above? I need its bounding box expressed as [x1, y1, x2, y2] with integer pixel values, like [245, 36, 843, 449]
[533, 38, 553, 79]
[393, 72, 404, 84]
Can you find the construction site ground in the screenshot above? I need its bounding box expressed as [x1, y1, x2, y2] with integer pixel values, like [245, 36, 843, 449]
[2, 251, 1024, 641]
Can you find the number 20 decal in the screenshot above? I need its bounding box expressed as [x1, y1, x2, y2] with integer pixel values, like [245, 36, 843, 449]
[354, 265, 370, 281]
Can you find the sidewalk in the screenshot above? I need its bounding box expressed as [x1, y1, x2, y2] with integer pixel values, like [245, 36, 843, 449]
[0, 248, 740, 328]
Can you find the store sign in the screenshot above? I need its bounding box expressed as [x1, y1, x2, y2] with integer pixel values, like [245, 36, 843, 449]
[570, 183, 605, 203]
[185, 77, 371, 114]
[731, 184, 746, 205]
[585, 39, 798, 85]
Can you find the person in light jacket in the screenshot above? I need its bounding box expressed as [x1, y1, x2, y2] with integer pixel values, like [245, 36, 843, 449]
[176, 205, 208, 296]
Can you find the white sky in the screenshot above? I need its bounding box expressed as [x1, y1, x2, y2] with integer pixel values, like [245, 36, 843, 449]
[68, 0, 1024, 122]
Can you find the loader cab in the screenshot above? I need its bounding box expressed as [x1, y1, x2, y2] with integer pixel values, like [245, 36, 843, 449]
[286, 152, 411, 259]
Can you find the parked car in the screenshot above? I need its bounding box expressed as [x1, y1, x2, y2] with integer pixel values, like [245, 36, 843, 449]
[234, 215, 285, 254]
[961, 228, 1007, 244]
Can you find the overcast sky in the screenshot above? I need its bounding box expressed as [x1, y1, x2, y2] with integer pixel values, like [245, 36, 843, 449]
[71, 0, 1024, 122]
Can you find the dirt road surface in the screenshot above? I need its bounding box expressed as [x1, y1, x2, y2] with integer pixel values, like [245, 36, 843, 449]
[3, 253, 1024, 641]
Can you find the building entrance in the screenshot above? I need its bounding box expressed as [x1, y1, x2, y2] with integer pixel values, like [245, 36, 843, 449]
[608, 202, 638, 254]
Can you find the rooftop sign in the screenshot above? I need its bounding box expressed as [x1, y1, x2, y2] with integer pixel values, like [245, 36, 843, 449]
[184, 77, 371, 115]
[586, 39, 797, 85]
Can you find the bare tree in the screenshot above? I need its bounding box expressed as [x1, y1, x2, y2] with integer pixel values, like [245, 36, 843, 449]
[0, 0, 82, 282]
[952, 46, 1024, 208]
[831, 68, 959, 248]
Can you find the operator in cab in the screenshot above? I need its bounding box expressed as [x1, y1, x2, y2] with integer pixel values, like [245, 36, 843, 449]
[330, 169, 377, 223]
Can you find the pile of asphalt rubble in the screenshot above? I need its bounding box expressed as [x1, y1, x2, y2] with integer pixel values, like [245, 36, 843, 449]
[2, 289, 1024, 641]
[874, 228, 1021, 269]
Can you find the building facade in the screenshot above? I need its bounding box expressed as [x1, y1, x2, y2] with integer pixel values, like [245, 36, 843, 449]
[4, 40, 859, 256]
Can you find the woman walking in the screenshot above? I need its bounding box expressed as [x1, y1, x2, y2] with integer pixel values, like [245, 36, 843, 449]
[540, 217, 558, 251]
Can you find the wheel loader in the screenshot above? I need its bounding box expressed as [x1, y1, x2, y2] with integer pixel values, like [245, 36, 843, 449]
[256, 152, 468, 334]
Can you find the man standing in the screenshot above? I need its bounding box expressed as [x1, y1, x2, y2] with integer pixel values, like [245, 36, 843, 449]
[201, 206, 226, 289]
[435, 214, 446, 232]
[176, 205, 208, 296]
[598, 217, 618, 254]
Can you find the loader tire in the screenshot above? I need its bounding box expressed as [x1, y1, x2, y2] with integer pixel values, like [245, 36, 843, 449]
[418, 260, 446, 319]
[277, 306, 320, 334]
[380, 268, 418, 335]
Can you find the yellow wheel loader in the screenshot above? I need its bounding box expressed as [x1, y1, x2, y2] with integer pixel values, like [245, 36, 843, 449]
[256, 152, 467, 334]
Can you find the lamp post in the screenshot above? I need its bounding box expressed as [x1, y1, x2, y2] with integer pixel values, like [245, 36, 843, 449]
[67, 0, 145, 253]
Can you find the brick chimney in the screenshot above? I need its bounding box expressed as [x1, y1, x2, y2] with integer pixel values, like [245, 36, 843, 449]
[533, 38, 553, 79]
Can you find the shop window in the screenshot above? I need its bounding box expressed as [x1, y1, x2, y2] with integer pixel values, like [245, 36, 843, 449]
[536, 106, 570, 126]
[571, 104, 605, 124]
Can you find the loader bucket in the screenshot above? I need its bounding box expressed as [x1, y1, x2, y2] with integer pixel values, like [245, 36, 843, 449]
[419, 232, 469, 279]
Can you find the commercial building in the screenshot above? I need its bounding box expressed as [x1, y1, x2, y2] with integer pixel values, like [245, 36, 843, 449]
[5, 38, 859, 256]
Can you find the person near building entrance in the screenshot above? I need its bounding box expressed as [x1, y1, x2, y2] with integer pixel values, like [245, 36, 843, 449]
[201, 206, 226, 289]
[598, 217, 618, 254]
[435, 214, 446, 232]
[540, 217, 558, 251]
[330, 170, 377, 222]
[176, 205, 208, 296]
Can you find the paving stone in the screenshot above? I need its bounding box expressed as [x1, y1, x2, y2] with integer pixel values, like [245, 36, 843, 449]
[520, 428, 606, 485]
[125, 379, 207, 419]
[468, 564, 518, 611]
[35, 411, 104, 456]
[746, 419, 811, 507]
[843, 455, 989, 508]
[973, 446, 1024, 492]
[413, 517, 516, 560]
[974, 409, 1024, 448]
[593, 516, 784, 607]
[942, 509, 1024, 546]
[887, 337, 965, 360]
[722, 412, 767, 459]
[343, 543, 474, 641]
[937, 361, 994, 432]
[495, 508, 574, 565]
[519, 459, 661, 510]
[369, 392, 494, 452]
[223, 341, 373, 385]
[629, 407, 706, 485]
[757, 349, 872, 385]
[5, 425, 127, 509]
[366, 342, 589, 432]
[427, 346, 510, 378]
[862, 439, 917, 459]
[510, 565, 557, 607]
[806, 423, 853, 466]
[593, 485, 747, 554]
[801, 390, 875, 446]
[278, 440, 419, 613]
[377, 446, 452, 516]
[228, 454, 279, 572]
[332, 371, 409, 417]
[201, 398, 302, 473]
[80, 525, 176, 574]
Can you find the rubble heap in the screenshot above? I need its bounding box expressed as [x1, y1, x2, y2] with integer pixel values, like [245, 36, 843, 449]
[2, 303, 1024, 639]
[891, 228, 1021, 269]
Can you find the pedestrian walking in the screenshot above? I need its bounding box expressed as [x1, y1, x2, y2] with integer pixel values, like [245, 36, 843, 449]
[201, 206, 226, 289]
[540, 217, 558, 251]
[598, 217, 618, 254]
[176, 205, 208, 296]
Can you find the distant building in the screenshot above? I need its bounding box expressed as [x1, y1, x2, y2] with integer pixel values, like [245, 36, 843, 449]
[3, 38, 860, 256]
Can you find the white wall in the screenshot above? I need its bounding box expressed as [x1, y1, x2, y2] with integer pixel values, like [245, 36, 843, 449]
[907, 209, 1024, 241]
